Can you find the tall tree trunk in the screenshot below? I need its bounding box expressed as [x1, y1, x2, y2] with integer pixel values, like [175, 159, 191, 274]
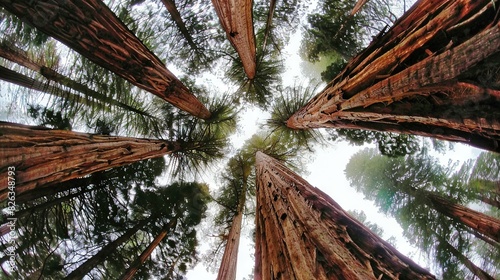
[120, 218, 177, 280]
[423, 191, 500, 243]
[0, 42, 155, 118]
[216, 208, 243, 280]
[287, 0, 500, 153]
[160, 0, 198, 50]
[0, 0, 210, 119]
[0, 65, 96, 109]
[120, 228, 168, 280]
[217, 159, 248, 280]
[254, 151, 435, 279]
[0, 122, 182, 201]
[432, 229, 495, 280]
[65, 219, 149, 280]
[211, 0, 256, 79]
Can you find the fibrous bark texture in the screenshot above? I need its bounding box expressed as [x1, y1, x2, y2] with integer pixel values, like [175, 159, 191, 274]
[211, 0, 256, 79]
[287, 0, 500, 153]
[0, 0, 210, 119]
[216, 210, 243, 280]
[254, 151, 435, 279]
[0, 122, 178, 201]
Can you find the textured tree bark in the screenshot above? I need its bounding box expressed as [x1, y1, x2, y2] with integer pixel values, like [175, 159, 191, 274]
[424, 191, 500, 243]
[254, 151, 435, 279]
[211, 0, 256, 79]
[216, 210, 243, 280]
[0, 122, 180, 201]
[287, 0, 500, 153]
[0, 0, 210, 119]
[217, 166, 248, 280]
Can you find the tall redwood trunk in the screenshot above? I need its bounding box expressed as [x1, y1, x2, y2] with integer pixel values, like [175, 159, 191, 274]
[432, 229, 495, 280]
[0, 65, 96, 109]
[216, 209, 243, 280]
[424, 191, 500, 243]
[120, 218, 177, 280]
[287, 0, 500, 153]
[0, 122, 181, 201]
[119, 229, 168, 280]
[65, 219, 149, 280]
[0, 42, 154, 118]
[160, 0, 198, 50]
[211, 0, 256, 79]
[254, 151, 435, 279]
[217, 164, 248, 280]
[0, 0, 210, 119]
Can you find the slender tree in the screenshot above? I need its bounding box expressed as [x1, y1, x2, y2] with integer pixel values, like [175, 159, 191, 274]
[0, 0, 210, 118]
[215, 155, 251, 280]
[119, 227, 170, 280]
[288, 0, 500, 153]
[254, 151, 435, 279]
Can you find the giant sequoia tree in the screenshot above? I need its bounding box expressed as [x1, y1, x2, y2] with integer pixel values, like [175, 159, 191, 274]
[0, 0, 210, 118]
[212, 0, 257, 79]
[254, 151, 435, 279]
[288, 0, 500, 153]
[345, 148, 500, 278]
[0, 120, 230, 200]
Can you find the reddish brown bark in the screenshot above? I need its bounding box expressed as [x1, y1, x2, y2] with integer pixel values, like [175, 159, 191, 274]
[216, 210, 243, 280]
[120, 218, 178, 280]
[425, 191, 500, 243]
[287, 0, 500, 153]
[211, 0, 256, 79]
[0, 122, 180, 201]
[254, 151, 435, 279]
[0, 0, 210, 119]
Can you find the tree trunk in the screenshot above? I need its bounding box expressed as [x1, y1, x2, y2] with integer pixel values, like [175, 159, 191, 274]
[160, 0, 198, 50]
[216, 209, 243, 280]
[211, 0, 256, 79]
[254, 151, 435, 279]
[424, 191, 500, 243]
[0, 42, 154, 118]
[120, 218, 177, 280]
[65, 219, 149, 280]
[0, 65, 97, 109]
[0, 0, 210, 119]
[217, 161, 248, 280]
[0, 121, 181, 201]
[432, 229, 495, 280]
[476, 194, 500, 209]
[287, 0, 500, 153]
